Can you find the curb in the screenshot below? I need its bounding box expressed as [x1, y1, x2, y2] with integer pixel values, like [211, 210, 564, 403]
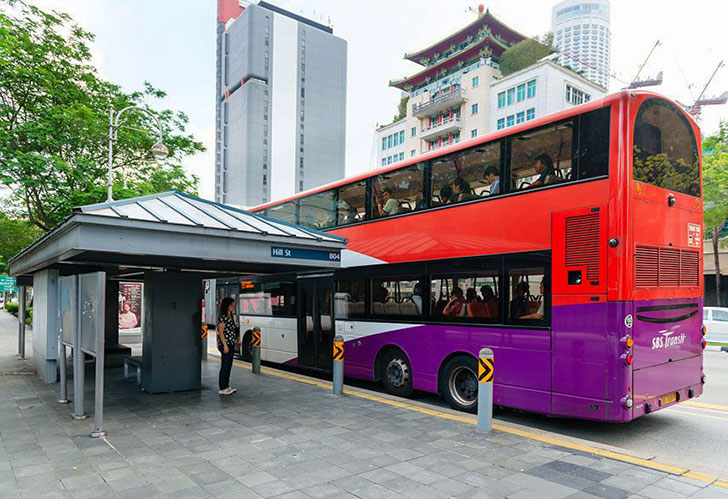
[705, 345, 728, 352]
[208, 351, 728, 488]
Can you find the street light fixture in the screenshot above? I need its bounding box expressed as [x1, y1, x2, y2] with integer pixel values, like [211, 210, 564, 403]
[107, 105, 168, 202]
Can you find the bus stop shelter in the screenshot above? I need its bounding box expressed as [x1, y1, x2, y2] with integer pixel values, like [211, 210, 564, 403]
[8, 191, 346, 434]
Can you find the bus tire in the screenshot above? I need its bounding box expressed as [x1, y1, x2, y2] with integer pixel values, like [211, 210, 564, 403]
[441, 355, 478, 413]
[240, 330, 252, 362]
[380, 348, 413, 398]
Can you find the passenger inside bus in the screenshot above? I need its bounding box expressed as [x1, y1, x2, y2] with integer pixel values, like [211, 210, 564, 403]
[337, 200, 359, 224]
[465, 288, 479, 303]
[509, 281, 530, 319]
[484, 166, 500, 195]
[480, 285, 496, 303]
[411, 282, 423, 314]
[529, 153, 557, 188]
[520, 277, 548, 320]
[443, 287, 466, 317]
[445, 177, 475, 204]
[373, 283, 389, 303]
[375, 188, 401, 217]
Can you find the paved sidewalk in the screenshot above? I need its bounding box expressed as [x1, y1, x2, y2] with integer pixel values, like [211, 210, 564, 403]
[1, 311, 727, 498]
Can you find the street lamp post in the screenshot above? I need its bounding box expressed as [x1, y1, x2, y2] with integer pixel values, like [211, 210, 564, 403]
[107, 105, 169, 202]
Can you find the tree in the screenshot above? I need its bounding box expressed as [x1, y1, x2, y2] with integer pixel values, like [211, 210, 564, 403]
[0, 2, 205, 231]
[499, 33, 554, 77]
[0, 212, 42, 274]
[393, 95, 409, 122]
[703, 122, 728, 306]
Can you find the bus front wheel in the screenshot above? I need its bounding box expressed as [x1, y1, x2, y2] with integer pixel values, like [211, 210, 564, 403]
[380, 348, 413, 398]
[442, 356, 478, 413]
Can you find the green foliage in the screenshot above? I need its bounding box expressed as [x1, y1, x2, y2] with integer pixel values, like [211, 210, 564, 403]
[0, 2, 204, 231]
[0, 212, 42, 273]
[393, 96, 409, 122]
[703, 123, 728, 234]
[499, 34, 553, 77]
[3, 303, 31, 324]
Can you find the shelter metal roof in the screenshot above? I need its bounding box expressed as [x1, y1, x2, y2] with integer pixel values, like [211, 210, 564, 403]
[9, 191, 346, 280]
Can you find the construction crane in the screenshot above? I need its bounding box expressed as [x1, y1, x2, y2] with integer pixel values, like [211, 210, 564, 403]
[685, 61, 726, 118]
[628, 40, 663, 89]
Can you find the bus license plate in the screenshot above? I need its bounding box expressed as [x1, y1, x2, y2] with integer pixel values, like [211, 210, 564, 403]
[660, 393, 677, 406]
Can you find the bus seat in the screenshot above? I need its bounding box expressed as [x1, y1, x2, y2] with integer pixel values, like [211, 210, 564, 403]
[384, 302, 400, 315]
[400, 302, 419, 316]
[352, 302, 365, 315]
[305, 316, 313, 333]
[487, 302, 498, 318]
[320, 315, 331, 331]
[399, 201, 412, 212]
[372, 302, 385, 315]
[468, 302, 491, 318]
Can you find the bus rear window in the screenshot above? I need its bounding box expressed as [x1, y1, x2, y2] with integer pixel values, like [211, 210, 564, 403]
[633, 98, 699, 197]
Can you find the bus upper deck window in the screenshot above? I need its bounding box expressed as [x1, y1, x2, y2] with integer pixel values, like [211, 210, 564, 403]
[337, 181, 367, 226]
[633, 98, 699, 197]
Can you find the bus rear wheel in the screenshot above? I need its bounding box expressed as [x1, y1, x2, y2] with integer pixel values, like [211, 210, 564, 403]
[380, 348, 413, 398]
[442, 356, 478, 413]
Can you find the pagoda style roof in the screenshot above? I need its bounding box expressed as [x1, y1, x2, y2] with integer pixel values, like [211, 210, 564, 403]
[404, 10, 527, 66]
[390, 36, 507, 91]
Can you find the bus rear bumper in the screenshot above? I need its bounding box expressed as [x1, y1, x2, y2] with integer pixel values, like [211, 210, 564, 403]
[632, 355, 703, 419]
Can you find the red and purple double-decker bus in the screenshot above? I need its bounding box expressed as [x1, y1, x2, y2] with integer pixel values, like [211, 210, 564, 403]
[237, 90, 704, 422]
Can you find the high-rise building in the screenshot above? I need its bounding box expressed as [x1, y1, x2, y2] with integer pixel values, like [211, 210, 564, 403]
[384, 7, 526, 158]
[551, 0, 611, 90]
[215, 0, 347, 207]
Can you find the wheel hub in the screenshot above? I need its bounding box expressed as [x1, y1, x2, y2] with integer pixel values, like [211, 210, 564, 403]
[386, 358, 410, 388]
[448, 366, 477, 407]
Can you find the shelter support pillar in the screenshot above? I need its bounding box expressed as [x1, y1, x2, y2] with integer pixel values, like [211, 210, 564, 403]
[32, 269, 59, 383]
[17, 286, 26, 359]
[142, 271, 202, 393]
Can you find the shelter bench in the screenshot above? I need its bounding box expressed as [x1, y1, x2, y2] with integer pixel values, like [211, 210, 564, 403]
[123, 355, 142, 385]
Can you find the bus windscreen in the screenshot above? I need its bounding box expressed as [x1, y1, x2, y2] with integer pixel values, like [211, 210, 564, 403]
[633, 98, 700, 197]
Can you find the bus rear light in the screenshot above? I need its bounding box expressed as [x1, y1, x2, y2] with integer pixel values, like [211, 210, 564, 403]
[627, 385, 631, 392]
[701, 374, 706, 384]
[626, 338, 634, 348]
[625, 354, 633, 365]
[702, 325, 707, 336]
[622, 396, 633, 408]
[702, 340, 707, 349]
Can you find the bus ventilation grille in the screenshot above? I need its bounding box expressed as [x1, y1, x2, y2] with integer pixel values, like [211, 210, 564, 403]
[565, 213, 600, 281]
[635, 246, 699, 287]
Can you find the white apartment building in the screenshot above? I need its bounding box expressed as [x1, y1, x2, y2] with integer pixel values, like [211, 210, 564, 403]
[374, 118, 407, 168]
[490, 59, 606, 131]
[551, 0, 611, 90]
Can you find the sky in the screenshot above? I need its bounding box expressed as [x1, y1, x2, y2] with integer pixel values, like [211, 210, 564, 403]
[24, 0, 728, 201]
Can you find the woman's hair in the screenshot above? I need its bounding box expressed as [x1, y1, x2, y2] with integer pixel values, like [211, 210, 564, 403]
[219, 297, 234, 320]
[452, 287, 464, 299]
[535, 153, 553, 169]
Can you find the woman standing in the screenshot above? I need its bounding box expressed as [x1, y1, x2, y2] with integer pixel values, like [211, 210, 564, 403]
[217, 297, 240, 395]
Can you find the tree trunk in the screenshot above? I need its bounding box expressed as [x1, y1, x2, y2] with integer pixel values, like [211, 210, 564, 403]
[714, 226, 723, 307]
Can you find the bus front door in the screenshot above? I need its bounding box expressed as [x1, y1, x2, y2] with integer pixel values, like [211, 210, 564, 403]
[298, 278, 334, 371]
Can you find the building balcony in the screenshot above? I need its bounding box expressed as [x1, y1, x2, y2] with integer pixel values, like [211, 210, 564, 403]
[412, 87, 466, 118]
[420, 116, 462, 141]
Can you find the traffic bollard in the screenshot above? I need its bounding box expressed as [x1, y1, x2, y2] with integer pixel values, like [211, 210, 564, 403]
[58, 336, 70, 404]
[251, 327, 261, 374]
[477, 347, 494, 433]
[333, 335, 344, 395]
